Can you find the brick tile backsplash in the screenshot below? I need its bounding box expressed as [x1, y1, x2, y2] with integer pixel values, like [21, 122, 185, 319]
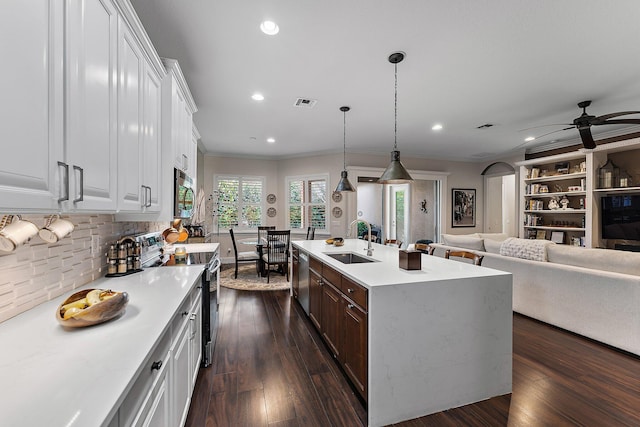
[0, 214, 165, 323]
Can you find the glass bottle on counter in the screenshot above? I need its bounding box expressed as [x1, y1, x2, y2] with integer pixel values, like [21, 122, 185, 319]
[117, 243, 127, 259]
[107, 259, 117, 275]
[108, 244, 117, 260]
[117, 259, 127, 273]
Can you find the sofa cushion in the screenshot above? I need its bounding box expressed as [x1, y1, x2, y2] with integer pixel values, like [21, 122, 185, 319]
[483, 238, 503, 254]
[476, 233, 509, 242]
[441, 234, 485, 251]
[499, 237, 554, 261]
[547, 245, 640, 276]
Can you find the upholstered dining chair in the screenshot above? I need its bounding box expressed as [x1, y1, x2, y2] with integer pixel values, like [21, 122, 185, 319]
[229, 229, 260, 278]
[444, 249, 484, 266]
[263, 230, 291, 283]
[306, 226, 315, 240]
[415, 243, 435, 255]
[384, 239, 403, 249]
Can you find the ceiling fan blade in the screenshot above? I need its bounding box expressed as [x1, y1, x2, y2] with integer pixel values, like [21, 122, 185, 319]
[578, 127, 596, 149]
[532, 126, 575, 139]
[594, 111, 640, 121]
[517, 123, 573, 132]
[592, 118, 640, 126]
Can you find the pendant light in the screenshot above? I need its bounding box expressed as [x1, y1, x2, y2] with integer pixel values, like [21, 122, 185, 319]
[335, 106, 355, 192]
[378, 51, 413, 184]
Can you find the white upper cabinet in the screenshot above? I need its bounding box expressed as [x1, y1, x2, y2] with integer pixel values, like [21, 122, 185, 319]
[65, 0, 119, 211]
[117, 19, 144, 211]
[142, 63, 162, 212]
[0, 0, 63, 211]
[116, 2, 165, 214]
[163, 59, 197, 176]
[0, 0, 167, 214]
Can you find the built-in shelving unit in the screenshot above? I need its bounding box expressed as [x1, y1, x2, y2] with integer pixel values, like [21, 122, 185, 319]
[519, 152, 588, 245]
[517, 136, 640, 249]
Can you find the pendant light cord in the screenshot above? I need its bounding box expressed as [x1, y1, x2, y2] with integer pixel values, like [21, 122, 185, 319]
[394, 61, 398, 151]
[343, 110, 347, 169]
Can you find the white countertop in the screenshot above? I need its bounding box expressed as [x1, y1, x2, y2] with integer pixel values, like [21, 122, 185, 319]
[293, 239, 510, 288]
[164, 242, 219, 254]
[0, 266, 205, 427]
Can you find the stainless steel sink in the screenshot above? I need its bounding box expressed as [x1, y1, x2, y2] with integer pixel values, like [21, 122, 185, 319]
[325, 252, 376, 264]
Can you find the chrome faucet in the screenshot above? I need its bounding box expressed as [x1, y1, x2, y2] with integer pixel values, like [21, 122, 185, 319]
[348, 219, 374, 256]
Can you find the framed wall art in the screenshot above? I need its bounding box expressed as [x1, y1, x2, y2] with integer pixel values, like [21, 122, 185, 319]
[452, 188, 476, 227]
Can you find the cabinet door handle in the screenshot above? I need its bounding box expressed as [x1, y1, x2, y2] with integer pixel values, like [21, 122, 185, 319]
[141, 185, 147, 207]
[146, 186, 152, 207]
[182, 154, 188, 171]
[348, 304, 355, 309]
[347, 288, 354, 293]
[72, 165, 84, 202]
[57, 161, 69, 202]
[151, 360, 163, 371]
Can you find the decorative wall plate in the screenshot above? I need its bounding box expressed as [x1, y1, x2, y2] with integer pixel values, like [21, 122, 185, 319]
[332, 206, 343, 218]
[267, 193, 277, 204]
[332, 191, 343, 203]
[267, 207, 277, 217]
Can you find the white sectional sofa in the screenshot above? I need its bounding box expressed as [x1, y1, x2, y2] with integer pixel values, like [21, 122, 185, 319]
[430, 234, 640, 356]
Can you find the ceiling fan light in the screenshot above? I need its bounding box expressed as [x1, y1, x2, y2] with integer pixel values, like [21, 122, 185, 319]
[378, 150, 413, 184]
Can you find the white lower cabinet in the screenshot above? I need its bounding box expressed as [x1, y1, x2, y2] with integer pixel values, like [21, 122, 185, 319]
[172, 287, 202, 427]
[119, 285, 201, 427]
[172, 310, 191, 427]
[120, 332, 171, 427]
[189, 296, 203, 389]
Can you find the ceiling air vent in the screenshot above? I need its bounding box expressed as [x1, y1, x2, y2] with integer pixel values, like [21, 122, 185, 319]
[293, 98, 317, 108]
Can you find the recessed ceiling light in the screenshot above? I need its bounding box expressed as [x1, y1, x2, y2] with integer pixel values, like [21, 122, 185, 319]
[251, 93, 264, 101]
[267, 137, 276, 144]
[260, 20, 279, 35]
[432, 124, 443, 131]
[525, 136, 535, 142]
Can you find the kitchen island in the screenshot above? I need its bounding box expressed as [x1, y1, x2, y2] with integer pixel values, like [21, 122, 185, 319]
[0, 266, 205, 427]
[292, 239, 513, 427]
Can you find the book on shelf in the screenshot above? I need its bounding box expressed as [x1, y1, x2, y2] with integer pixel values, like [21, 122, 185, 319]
[527, 199, 544, 210]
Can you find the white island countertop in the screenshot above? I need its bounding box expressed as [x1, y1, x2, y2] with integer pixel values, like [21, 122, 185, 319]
[294, 238, 510, 287]
[0, 266, 204, 427]
[293, 239, 513, 427]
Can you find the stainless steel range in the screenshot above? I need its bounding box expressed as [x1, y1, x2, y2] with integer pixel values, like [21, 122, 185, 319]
[136, 231, 220, 367]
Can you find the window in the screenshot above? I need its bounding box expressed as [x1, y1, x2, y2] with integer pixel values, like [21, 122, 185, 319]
[286, 175, 328, 232]
[215, 176, 264, 229]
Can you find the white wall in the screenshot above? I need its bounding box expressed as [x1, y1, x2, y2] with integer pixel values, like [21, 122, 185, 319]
[202, 151, 491, 259]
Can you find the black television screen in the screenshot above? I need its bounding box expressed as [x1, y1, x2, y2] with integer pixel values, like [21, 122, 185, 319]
[601, 195, 640, 240]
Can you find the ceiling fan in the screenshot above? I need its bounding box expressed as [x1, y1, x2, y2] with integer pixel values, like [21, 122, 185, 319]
[527, 101, 640, 149]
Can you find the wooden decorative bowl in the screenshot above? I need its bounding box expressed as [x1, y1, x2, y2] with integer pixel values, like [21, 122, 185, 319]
[56, 288, 128, 328]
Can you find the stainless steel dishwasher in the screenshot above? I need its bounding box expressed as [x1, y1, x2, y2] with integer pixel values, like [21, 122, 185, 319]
[298, 251, 310, 314]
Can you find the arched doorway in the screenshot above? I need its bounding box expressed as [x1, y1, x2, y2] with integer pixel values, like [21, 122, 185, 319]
[482, 162, 517, 236]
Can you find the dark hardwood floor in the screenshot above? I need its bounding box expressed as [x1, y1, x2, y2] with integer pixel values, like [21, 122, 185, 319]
[186, 287, 640, 427]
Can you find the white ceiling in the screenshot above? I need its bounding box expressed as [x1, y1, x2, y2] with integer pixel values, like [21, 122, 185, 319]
[130, 0, 640, 162]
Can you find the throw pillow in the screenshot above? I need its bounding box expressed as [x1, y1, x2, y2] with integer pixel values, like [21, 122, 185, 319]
[499, 237, 554, 261]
